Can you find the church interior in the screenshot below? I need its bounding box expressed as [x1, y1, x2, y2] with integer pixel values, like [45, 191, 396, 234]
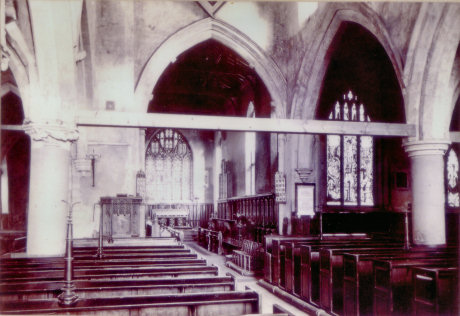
[0, 1, 459, 315]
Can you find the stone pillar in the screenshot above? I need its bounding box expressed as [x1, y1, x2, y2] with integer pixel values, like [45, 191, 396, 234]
[403, 140, 450, 246]
[25, 123, 78, 256]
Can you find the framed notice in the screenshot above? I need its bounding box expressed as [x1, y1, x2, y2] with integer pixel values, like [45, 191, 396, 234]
[275, 171, 286, 203]
[295, 183, 315, 217]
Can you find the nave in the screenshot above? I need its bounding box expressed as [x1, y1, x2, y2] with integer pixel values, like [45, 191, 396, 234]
[0, 224, 457, 315]
[1, 1, 460, 315]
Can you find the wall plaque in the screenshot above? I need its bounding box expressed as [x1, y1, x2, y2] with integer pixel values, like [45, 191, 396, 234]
[275, 172, 286, 203]
[295, 183, 315, 216]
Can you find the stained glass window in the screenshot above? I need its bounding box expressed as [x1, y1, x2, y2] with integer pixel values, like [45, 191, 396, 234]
[326, 90, 374, 206]
[446, 148, 459, 207]
[145, 129, 192, 203]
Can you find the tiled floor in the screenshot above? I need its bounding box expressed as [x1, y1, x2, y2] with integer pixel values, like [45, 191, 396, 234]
[185, 242, 311, 316]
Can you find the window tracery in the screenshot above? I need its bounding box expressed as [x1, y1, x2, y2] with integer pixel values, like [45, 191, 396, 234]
[145, 129, 192, 203]
[326, 90, 374, 206]
[446, 147, 459, 208]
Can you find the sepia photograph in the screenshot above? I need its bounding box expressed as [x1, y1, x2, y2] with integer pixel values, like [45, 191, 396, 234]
[0, 0, 459, 315]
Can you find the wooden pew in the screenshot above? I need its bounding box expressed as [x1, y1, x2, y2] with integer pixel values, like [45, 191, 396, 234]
[412, 266, 458, 316]
[295, 239, 399, 305]
[373, 256, 457, 315]
[1, 276, 236, 301]
[198, 227, 220, 252]
[73, 246, 189, 255]
[74, 251, 197, 260]
[230, 239, 263, 274]
[318, 244, 408, 314]
[276, 234, 376, 293]
[0, 290, 260, 315]
[342, 247, 457, 316]
[0, 257, 207, 272]
[73, 244, 186, 251]
[267, 237, 317, 285]
[0, 265, 219, 283]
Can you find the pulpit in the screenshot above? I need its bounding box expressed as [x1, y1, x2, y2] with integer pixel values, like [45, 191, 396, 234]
[100, 196, 142, 241]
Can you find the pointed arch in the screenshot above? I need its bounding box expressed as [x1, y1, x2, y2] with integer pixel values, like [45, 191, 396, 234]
[404, 3, 460, 140]
[3, 21, 39, 119]
[134, 18, 287, 118]
[291, 2, 404, 121]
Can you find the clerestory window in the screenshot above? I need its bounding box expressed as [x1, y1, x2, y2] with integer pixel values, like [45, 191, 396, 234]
[326, 90, 374, 206]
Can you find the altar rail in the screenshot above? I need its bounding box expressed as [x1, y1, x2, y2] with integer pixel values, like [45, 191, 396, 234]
[217, 193, 277, 228]
[147, 204, 213, 228]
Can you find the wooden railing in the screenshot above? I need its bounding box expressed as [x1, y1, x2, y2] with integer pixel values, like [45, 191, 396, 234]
[146, 203, 213, 228]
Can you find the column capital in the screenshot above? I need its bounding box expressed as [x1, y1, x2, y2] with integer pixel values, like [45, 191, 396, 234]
[24, 121, 79, 145]
[402, 139, 450, 157]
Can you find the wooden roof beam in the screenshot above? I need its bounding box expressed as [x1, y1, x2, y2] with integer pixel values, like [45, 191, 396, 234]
[75, 110, 416, 137]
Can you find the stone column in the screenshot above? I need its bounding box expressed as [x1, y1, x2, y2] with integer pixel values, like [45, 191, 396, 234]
[25, 123, 78, 256]
[403, 140, 450, 246]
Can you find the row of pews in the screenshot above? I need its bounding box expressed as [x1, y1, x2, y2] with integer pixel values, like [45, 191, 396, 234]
[0, 238, 262, 315]
[262, 234, 458, 315]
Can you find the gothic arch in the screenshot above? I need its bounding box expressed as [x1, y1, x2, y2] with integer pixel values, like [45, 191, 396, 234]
[134, 17, 287, 118]
[3, 21, 39, 119]
[404, 3, 460, 140]
[291, 2, 404, 121]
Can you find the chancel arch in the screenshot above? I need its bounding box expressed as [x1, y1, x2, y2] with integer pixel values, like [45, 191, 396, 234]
[134, 17, 287, 119]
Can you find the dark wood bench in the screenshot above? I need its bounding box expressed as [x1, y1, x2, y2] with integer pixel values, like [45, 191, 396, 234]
[1, 275, 236, 301]
[198, 227, 220, 253]
[318, 246, 414, 315]
[73, 251, 197, 260]
[266, 237, 318, 285]
[373, 256, 458, 315]
[0, 257, 207, 272]
[412, 265, 458, 316]
[0, 290, 260, 315]
[0, 264, 219, 283]
[267, 234, 373, 290]
[230, 239, 263, 274]
[342, 247, 457, 316]
[73, 244, 186, 251]
[281, 238, 396, 303]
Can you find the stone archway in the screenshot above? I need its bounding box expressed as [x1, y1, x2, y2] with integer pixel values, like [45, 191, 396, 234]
[134, 17, 287, 118]
[3, 21, 39, 120]
[291, 2, 405, 121]
[404, 3, 460, 140]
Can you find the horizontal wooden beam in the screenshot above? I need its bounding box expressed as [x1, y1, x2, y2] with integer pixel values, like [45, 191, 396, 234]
[1, 124, 25, 131]
[76, 110, 416, 137]
[450, 132, 460, 143]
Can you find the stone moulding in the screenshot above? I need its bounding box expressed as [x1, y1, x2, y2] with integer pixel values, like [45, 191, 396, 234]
[23, 122, 79, 143]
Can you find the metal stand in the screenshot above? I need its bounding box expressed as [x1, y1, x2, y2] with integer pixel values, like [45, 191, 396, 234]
[96, 203, 104, 259]
[404, 211, 411, 250]
[58, 201, 79, 307]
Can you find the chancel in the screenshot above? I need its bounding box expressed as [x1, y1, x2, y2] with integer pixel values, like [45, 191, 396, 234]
[0, 1, 459, 315]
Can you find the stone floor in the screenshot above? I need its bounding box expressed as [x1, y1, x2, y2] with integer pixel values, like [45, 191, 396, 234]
[185, 241, 311, 316]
